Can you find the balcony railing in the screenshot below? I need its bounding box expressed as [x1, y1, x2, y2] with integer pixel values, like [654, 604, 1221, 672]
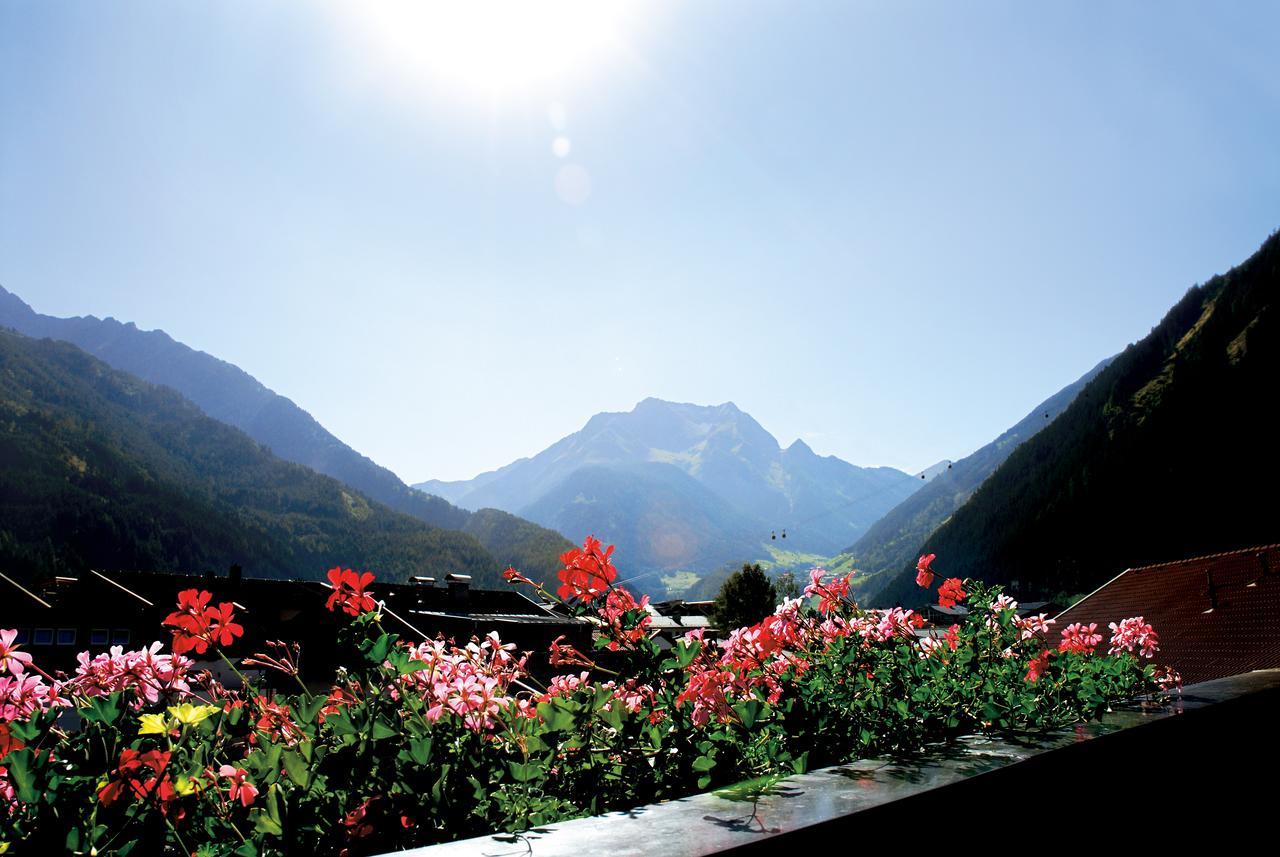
[385, 669, 1280, 855]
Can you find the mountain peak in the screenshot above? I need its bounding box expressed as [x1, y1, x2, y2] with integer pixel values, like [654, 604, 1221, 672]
[786, 438, 816, 455]
[631, 397, 741, 415]
[0, 284, 36, 318]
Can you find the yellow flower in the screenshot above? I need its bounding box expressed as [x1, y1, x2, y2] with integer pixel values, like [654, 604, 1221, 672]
[168, 703, 220, 727]
[137, 713, 169, 735]
[172, 776, 198, 797]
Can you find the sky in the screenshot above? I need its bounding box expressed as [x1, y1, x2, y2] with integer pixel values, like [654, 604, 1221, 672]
[2, 1, 1278, 483]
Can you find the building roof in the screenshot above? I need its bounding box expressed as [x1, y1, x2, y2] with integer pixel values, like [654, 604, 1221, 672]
[0, 568, 584, 653]
[1048, 544, 1280, 685]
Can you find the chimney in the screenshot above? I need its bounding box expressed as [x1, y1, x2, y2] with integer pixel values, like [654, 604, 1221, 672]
[229, 564, 242, 586]
[446, 574, 471, 613]
[1247, 552, 1270, 587]
[411, 576, 437, 586]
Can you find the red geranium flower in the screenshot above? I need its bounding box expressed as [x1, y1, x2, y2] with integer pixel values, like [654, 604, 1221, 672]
[556, 536, 617, 603]
[325, 567, 377, 616]
[0, 722, 22, 762]
[343, 798, 376, 840]
[937, 577, 967, 609]
[944, 623, 960, 651]
[207, 602, 244, 647]
[163, 589, 243, 655]
[915, 554, 937, 588]
[502, 566, 535, 587]
[1025, 649, 1052, 684]
[99, 748, 174, 807]
[254, 695, 304, 745]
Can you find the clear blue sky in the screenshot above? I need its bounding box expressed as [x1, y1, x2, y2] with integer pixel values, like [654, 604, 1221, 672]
[3, 1, 1278, 482]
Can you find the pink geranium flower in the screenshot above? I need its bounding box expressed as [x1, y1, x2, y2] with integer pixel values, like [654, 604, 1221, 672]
[0, 630, 32, 677]
[1057, 622, 1103, 654]
[1108, 617, 1160, 659]
[219, 765, 258, 807]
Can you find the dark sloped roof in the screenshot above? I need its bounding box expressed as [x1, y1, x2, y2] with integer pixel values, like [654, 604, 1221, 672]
[44, 571, 557, 617]
[1049, 544, 1280, 684]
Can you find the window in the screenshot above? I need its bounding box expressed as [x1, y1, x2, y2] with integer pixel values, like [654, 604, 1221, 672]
[110, 629, 131, 646]
[56, 628, 77, 646]
[33, 628, 54, 646]
[91, 628, 110, 646]
[14, 629, 29, 645]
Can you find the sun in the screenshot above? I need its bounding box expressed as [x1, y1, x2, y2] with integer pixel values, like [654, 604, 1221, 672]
[334, 1, 638, 99]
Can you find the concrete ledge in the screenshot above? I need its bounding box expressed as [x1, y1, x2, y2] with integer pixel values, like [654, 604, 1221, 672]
[388, 670, 1280, 855]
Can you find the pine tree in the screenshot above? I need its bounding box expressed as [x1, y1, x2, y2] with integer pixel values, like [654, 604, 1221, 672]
[711, 563, 777, 632]
[774, 571, 801, 601]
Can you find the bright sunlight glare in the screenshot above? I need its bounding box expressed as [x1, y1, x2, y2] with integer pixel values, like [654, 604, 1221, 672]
[334, 0, 639, 98]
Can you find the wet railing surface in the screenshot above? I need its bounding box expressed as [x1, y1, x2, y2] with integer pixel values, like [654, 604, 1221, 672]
[385, 669, 1280, 855]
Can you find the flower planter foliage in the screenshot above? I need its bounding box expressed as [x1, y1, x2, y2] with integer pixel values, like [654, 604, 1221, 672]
[0, 540, 1174, 855]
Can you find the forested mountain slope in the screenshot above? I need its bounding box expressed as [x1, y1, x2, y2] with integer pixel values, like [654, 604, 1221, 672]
[0, 286, 568, 573]
[0, 330, 501, 585]
[875, 231, 1280, 606]
[842, 356, 1110, 600]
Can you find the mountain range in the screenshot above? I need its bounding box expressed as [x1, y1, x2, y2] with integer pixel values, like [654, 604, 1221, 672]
[874, 230, 1280, 606]
[6, 227, 1275, 606]
[0, 286, 572, 583]
[416, 398, 923, 587]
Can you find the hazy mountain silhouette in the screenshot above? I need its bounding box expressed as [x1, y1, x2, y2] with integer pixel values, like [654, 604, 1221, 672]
[418, 398, 920, 579]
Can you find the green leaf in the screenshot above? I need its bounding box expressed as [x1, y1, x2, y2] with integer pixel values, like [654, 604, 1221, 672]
[324, 711, 357, 736]
[79, 693, 123, 726]
[598, 702, 623, 731]
[536, 701, 577, 732]
[431, 763, 452, 804]
[507, 761, 539, 783]
[253, 810, 283, 837]
[370, 716, 397, 741]
[674, 640, 702, 668]
[64, 826, 83, 853]
[5, 749, 39, 803]
[715, 772, 786, 802]
[368, 633, 392, 664]
[265, 783, 284, 826]
[732, 699, 762, 729]
[691, 755, 716, 772]
[408, 737, 433, 766]
[298, 695, 326, 725]
[282, 751, 310, 789]
[397, 658, 429, 676]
